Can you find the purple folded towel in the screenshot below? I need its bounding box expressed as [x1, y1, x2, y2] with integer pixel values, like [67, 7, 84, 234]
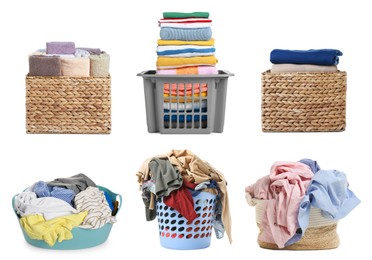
[46, 42, 76, 54]
[28, 55, 61, 76]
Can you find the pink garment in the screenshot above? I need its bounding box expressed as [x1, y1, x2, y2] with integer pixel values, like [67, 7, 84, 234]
[245, 161, 314, 248]
[163, 83, 208, 96]
[156, 66, 218, 75]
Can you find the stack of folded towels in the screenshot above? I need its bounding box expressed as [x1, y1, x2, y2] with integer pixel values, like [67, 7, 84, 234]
[28, 42, 110, 77]
[156, 12, 218, 75]
[269, 49, 342, 73]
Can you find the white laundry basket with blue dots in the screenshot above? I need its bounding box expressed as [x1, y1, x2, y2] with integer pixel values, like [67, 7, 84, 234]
[156, 191, 217, 250]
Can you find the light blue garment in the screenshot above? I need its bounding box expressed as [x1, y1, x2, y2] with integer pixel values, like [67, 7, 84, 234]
[286, 169, 360, 246]
[32, 181, 75, 206]
[299, 158, 321, 174]
[160, 27, 212, 41]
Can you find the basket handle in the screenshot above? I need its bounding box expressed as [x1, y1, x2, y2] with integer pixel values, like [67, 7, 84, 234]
[219, 70, 235, 77]
[12, 194, 20, 217]
[113, 194, 123, 216]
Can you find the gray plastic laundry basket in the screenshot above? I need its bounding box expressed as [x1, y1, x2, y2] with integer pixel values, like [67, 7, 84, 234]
[137, 70, 234, 134]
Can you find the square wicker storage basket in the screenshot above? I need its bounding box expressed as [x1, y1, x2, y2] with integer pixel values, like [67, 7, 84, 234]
[26, 75, 111, 134]
[261, 70, 346, 132]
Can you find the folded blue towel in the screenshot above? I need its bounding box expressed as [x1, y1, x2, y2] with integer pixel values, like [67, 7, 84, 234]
[160, 27, 212, 41]
[270, 49, 343, 65]
[164, 114, 207, 122]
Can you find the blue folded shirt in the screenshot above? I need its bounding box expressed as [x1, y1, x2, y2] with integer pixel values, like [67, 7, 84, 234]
[270, 49, 343, 65]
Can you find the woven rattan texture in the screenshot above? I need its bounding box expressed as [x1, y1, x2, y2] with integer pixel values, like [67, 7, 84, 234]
[26, 76, 111, 134]
[257, 223, 339, 250]
[261, 71, 346, 132]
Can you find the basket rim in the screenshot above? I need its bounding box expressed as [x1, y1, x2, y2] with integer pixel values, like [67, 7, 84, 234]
[262, 69, 346, 75]
[26, 74, 111, 79]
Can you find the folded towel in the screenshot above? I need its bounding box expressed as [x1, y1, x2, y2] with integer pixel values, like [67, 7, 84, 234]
[157, 56, 218, 69]
[159, 22, 212, 29]
[270, 49, 343, 65]
[78, 47, 102, 55]
[164, 83, 208, 96]
[160, 27, 212, 41]
[89, 53, 110, 76]
[157, 46, 215, 56]
[271, 64, 338, 73]
[46, 42, 76, 55]
[164, 99, 207, 112]
[158, 38, 215, 46]
[163, 12, 209, 19]
[159, 18, 212, 23]
[60, 57, 90, 77]
[157, 66, 218, 75]
[29, 55, 61, 76]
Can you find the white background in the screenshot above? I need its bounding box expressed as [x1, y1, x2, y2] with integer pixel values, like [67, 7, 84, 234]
[0, 0, 369, 259]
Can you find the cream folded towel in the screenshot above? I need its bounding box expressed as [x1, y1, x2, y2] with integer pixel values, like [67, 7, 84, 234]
[89, 53, 110, 76]
[271, 64, 338, 73]
[60, 57, 90, 77]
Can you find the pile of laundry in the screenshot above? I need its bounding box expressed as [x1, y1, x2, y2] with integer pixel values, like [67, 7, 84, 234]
[14, 173, 118, 247]
[245, 159, 360, 249]
[136, 149, 232, 243]
[28, 41, 110, 77]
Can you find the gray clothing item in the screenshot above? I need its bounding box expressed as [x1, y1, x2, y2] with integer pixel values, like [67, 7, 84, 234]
[149, 158, 183, 197]
[47, 173, 96, 195]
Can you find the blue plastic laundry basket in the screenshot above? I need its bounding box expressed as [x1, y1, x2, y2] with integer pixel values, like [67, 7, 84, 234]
[12, 185, 122, 250]
[156, 191, 216, 250]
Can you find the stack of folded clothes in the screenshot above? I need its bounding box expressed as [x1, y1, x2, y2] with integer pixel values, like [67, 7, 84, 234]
[28, 42, 110, 77]
[155, 12, 219, 129]
[156, 12, 218, 75]
[269, 49, 342, 73]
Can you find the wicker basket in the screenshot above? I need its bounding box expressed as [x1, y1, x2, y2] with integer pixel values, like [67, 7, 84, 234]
[248, 196, 339, 250]
[261, 70, 346, 132]
[26, 75, 111, 134]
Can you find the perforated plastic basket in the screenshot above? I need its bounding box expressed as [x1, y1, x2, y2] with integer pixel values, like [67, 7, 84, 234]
[13, 185, 122, 250]
[137, 70, 234, 134]
[156, 191, 217, 250]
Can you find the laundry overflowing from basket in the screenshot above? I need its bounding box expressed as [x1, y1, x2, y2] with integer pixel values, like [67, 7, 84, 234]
[26, 41, 111, 134]
[261, 49, 346, 132]
[138, 12, 233, 134]
[136, 149, 232, 249]
[245, 159, 360, 250]
[13, 173, 121, 249]
[28, 41, 110, 77]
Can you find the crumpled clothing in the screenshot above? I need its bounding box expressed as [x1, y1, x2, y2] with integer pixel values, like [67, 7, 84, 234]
[32, 181, 75, 205]
[150, 158, 183, 197]
[287, 169, 361, 246]
[47, 173, 96, 195]
[245, 161, 313, 248]
[299, 158, 321, 174]
[74, 187, 116, 229]
[15, 191, 79, 220]
[19, 211, 88, 247]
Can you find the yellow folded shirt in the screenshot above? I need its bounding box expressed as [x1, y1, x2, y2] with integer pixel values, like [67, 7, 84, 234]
[20, 211, 88, 247]
[157, 56, 218, 68]
[157, 38, 215, 46]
